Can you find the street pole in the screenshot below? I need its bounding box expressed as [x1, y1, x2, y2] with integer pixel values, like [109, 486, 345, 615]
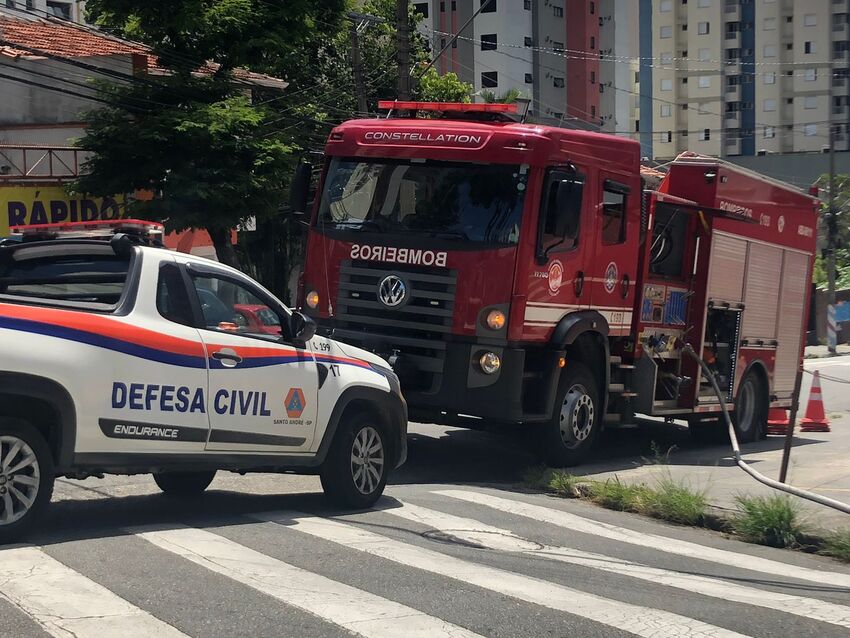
[828, 58, 838, 354]
[396, 0, 411, 100]
[349, 20, 368, 115]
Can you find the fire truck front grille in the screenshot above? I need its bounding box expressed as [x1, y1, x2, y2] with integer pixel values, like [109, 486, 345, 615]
[335, 260, 456, 389]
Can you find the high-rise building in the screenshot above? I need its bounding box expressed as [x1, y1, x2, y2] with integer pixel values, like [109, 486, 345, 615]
[641, 0, 850, 160]
[2, 0, 88, 23]
[414, 0, 638, 130]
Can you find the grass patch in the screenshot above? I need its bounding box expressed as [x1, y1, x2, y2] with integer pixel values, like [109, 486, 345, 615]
[820, 529, 850, 563]
[732, 495, 806, 548]
[644, 478, 709, 526]
[587, 478, 653, 511]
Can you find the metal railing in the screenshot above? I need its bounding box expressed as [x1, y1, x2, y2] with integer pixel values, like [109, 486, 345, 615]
[0, 145, 87, 181]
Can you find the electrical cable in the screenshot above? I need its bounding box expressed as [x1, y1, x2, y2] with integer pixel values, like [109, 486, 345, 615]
[683, 344, 850, 515]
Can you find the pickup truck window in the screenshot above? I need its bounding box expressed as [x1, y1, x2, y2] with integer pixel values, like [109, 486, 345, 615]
[156, 264, 195, 326]
[0, 250, 128, 306]
[190, 274, 284, 339]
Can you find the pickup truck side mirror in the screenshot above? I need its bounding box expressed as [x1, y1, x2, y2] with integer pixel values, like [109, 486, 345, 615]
[553, 179, 582, 239]
[290, 310, 317, 344]
[290, 162, 312, 217]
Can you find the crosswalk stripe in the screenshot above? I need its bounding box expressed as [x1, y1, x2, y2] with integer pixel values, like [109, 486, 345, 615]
[0, 546, 187, 638]
[437, 490, 850, 590]
[260, 511, 750, 638]
[134, 525, 483, 638]
[388, 501, 850, 630]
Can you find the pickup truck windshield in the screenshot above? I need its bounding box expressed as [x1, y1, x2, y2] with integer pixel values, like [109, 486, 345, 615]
[317, 158, 527, 245]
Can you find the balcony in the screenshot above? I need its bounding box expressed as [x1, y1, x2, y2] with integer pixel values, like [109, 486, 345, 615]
[725, 113, 741, 128]
[725, 32, 741, 47]
[834, 105, 849, 116]
[724, 4, 741, 20]
[725, 84, 741, 100]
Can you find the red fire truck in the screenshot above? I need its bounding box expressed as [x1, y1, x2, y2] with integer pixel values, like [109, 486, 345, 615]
[291, 101, 819, 466]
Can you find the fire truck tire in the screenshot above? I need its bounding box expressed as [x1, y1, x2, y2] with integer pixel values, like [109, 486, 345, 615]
[539, 362, 601, 467]
[321, 412, 388, 509]
[732, 371, 768, 443]
[153, 471, 216, 496]
[0, 418, 55, 545]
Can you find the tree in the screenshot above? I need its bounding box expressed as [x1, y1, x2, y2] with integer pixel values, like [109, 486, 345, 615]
[813, 173, 850, 289]
[479, 87, 523, 104]
[74, 0, 345, 267]
[416, 68, 472, 103]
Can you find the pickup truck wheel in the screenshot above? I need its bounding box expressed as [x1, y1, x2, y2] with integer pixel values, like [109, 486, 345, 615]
[153, 471, 216, 496]
[0, 418, 54, 545]
[321, 413, 388, 509]
[539, 362, 600, 467]
[733, 372, 767, 444]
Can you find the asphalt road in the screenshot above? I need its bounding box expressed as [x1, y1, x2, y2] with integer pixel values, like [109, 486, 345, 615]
[4, 419, 850, 638]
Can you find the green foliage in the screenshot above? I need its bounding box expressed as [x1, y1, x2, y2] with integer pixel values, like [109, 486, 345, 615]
[416, 68, 472, 103]
[813, 173, 850, 288]
[643, 479, 708, 526]
[820, 529, 850, 563]
[480, 87, 523, 104]
[587, 478, 653, 512]
[732, 495, 806, 548]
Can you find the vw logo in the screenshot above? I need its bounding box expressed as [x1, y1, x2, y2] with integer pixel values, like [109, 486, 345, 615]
[378, 274, 407, 307]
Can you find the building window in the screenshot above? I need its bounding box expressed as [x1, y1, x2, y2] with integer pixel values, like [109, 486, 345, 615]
[552, 41, 565, 53]
[666, 131, 673, 142]
[591, 105, 596, 117]
[414, 2, 429, 18]
[440, 1, 445, 12]
[701, 128, 711, 141]
[481, 71, 498, 88]
[481, 34, 497, 50]
[590, 1, 595, 14]
[763, 17, 776, 30]
[46, 1, 71, 19]
[553, 77, 565, 88]
[524, 0, 531, 8]
[697, 75, 709, 88]
[763, 98, 777, 112]
[764, 126, 775, 139]
[661, 78, 673, 91]
[805, 124, 818, 136]
[698, 21, 710, 34]
[763, 45, 777, 58]
[803, 13, 817, 27]
[764, 72, 776, 84]
[481, 0, 496, 12]
[525, 73, 533, 84]
[805, 41, 814, 54]
[635, 120, 640, 132]
[660, 0, 672, 10]
[590, 36, 595, 49]
[660, 25, 673, 38]
[698, 48, 710, 61]
[661, 51, 673, 64]
[682, 22, 688, 31]
[805, 68, 817, 81]
[661, 104, 672, 117]
[452, 1, 457, 10]
[524, 36, 533, 46]
[697, 0, 710, 6]
[804, 96, 818, 109]
[590, 71, 596, 83]
[599, 83, 605, 93]
[553, 5, 564, 17]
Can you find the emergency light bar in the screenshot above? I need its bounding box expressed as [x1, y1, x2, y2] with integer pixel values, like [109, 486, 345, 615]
[378, 100, 518, 114]
[10, 219, 165, 240]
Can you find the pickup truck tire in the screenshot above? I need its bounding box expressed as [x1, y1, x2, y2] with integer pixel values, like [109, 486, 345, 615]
[539, 362, 600, 467]
[153, 471, 216, 496]
[0, 418, 55, 545]
[321, 412, 388, 509]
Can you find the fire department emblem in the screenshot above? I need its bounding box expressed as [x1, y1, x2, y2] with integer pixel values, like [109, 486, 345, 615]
[284, 388, 306, 419]
[604, 262, 618, 294]
[378, 274, 407, 307]
[548, 260, 564, 295]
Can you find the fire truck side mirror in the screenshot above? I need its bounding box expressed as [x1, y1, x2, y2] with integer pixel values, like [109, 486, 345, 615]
[554, 179, 583, 239]
[290, 162, 312, 216]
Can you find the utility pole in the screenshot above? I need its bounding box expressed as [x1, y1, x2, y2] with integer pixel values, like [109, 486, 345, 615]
[396, 0, 411, 100]
[828, 58, 838, 355]
[346, 12, 386, 116]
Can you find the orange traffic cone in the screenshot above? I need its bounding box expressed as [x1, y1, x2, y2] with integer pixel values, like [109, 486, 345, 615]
[766, 408, 790, 436]
[800, 370, 831, 432]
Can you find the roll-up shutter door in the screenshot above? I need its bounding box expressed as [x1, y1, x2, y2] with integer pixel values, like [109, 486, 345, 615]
[741, 242, 783, 341]
[773, 250, 809, 395]
[707, 233, 746, 303]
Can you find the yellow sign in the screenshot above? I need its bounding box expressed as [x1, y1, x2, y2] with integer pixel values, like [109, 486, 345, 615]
[1, 186, 126, 236]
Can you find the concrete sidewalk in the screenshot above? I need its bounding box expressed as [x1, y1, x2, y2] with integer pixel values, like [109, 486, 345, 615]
[805, 344, 850, 358]
[573, 418, 850, 533]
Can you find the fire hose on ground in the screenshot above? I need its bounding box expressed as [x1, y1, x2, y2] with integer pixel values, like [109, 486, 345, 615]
[682, 344, 850, 516]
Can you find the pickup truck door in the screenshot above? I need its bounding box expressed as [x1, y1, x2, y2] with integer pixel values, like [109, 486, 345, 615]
[184, 265, 319, 453]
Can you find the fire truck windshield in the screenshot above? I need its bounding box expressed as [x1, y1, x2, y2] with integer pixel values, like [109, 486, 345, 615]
[317, 158, 527, 245]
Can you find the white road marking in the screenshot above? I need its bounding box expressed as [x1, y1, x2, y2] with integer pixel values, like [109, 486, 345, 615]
[388, 502, 850, 629]
[135, 525, 482, 638]
[260, 511, 749, 638]
[0, 546, 187, 638]
[437, 490, 850, 590]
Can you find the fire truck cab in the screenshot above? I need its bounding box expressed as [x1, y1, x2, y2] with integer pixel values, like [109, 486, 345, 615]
[295, 102, 818, 466]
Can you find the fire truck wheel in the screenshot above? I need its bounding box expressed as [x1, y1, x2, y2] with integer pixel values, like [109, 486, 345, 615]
[153, 471, 216, 496]
[321, 412, 388, 509]
[0, 418, 55, 545]
[733, 372, 768, 443]
[540, 362, 601, 467]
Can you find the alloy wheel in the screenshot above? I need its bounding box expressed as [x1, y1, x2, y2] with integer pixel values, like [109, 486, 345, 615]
[350, 426, 385, 495]
[0, 435, 40, 526]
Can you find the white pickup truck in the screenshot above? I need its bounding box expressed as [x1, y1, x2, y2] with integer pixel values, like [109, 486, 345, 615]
[0, 220, 407, 543]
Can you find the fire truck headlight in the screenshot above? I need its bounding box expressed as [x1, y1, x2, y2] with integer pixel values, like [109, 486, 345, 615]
[478, 352, 501, 375]
[306, 290, 320, 309]
[485, 309, 506, 330]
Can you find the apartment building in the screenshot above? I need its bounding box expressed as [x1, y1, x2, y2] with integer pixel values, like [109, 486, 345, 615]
[414, 0, 637, 130]
[2, 0, 87, 23]
[641, 0, 850, 160]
